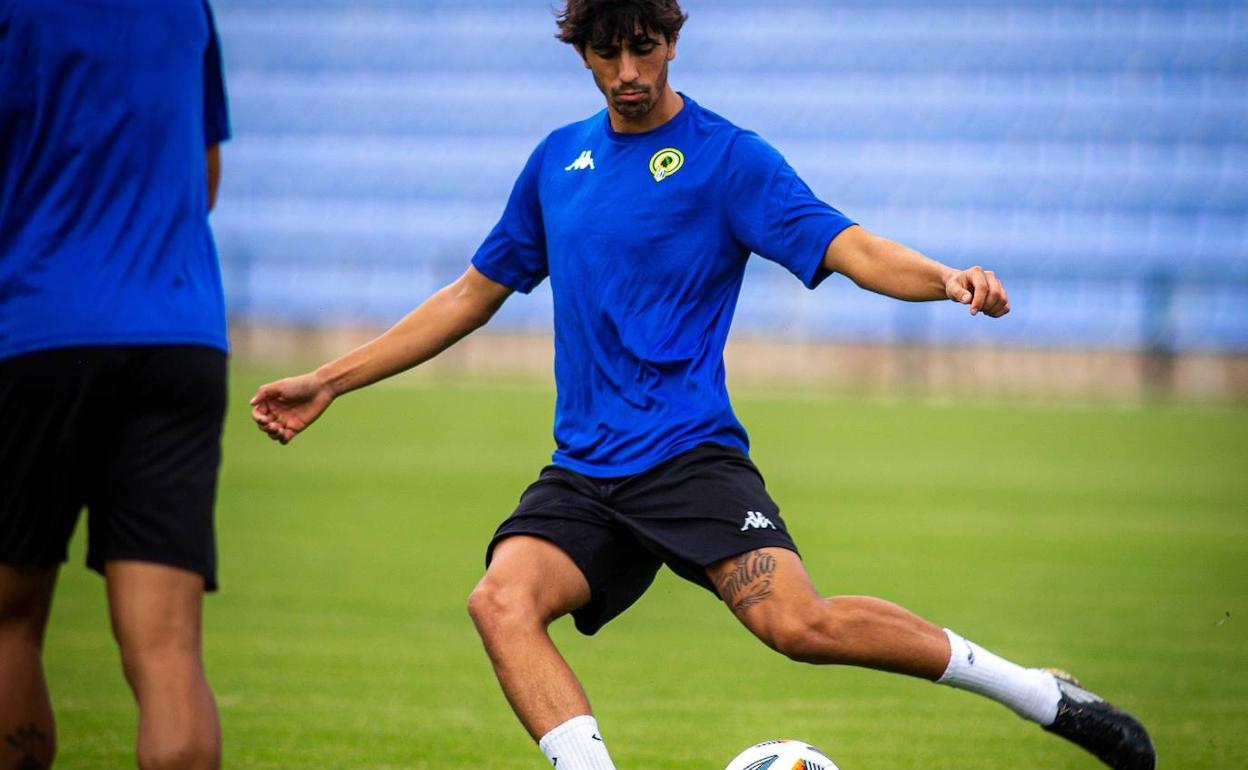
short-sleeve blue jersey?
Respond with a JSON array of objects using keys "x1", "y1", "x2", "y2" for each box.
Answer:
[
  {"x1": 0, "y1": 0, "x2": 231, "y2": 360},
  {"x1": 473, "y1": 96, "x2": 854, "y2": 476}
]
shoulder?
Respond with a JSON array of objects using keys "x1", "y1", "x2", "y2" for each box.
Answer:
[
  {"x1": 687, "y1": 99, "x2": 743, "y2": 135},
  {"x1": 545, "y1": 109, "x2": 609, "y2": 148},
  {"x1": 724, "y1": 131, "x2": 787, "y2": 189},
  {"x1": 684, "y1": 98, "x2": 783, "y2": 169},
  {"x1": 518, "y1": 109, "x2": 607, "y2": 171}
]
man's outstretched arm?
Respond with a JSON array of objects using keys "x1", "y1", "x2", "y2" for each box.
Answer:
[
  {"x1": 250, "y1": 265, "x2": 513, "y2": 444},
  {"x1": 822, "y1": 224, "x2": 1010, "y2": 317}
]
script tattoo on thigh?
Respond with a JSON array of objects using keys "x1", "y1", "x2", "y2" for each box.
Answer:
[
  {"x1": 715, "y1": 551, "x2": 777, "y2": 612},
  {"x1": 4, "y1": 722, "x2": 49, "y2": 770}
]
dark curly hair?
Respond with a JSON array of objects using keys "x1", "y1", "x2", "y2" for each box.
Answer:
[{"x1": 555, "y1": 0, "x2": 688, "y2": 50}]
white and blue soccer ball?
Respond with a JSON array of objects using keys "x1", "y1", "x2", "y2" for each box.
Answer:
[{"x1": 724, "y1": 739, "x2": 841, "y2": 770}]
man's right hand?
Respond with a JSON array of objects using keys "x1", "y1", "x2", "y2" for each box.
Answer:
[{"x1": 250, "y1": 373, "x2": 335, "y2": 444}]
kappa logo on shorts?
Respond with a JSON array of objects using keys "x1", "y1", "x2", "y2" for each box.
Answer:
[{"x1": 740, "y1": 510, "x2": 776, "y2": 531}]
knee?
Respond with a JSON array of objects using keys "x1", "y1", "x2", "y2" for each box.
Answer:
[
  {"x1": 126, "y1": 650, "x2": 219, "y2": 770},
  {"x1": 138, "y1": 730, "x2": 219, "y2": 770},
  {"x1": 466, "y1": 577, "x2": 546, "y2": 638}
]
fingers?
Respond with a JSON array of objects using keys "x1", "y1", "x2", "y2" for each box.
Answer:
[
  {"x1": 964, "y1": 267, "x2": 989, "y2": 315},
  {"x1": 250, "y1": 384, "x2": 299, "y2": 445},
  {"x1": 251, "y1": 403, "x2": 292, "y2": 443},
  {"x1": 981, "y1": 269, "x2": 1010, "y2": 317},
  {"x1": 259, "y1": 419, "x2": 297, "y2": 444},
  {"x1": 949, "y1": 272, "x2": 975, "y2": 306},
  {"x1": 953, "y1": 266, "x2": 1010, "y2": 318}
]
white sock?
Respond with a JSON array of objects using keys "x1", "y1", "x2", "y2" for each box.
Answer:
[
  {"x1": 937, "y1": 628, "x2": 1061, "y2": 725},
  {"x1": 538, "y1": 715, "x2": 615, "y2": 770}
]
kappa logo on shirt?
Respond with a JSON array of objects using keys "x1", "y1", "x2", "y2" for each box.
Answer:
[
  {"x1": 564, "y1": 150, "x2": 595, "y2": 171},
  {"x1": 649, "y1": 147, "x2": 684, "y2": 182}
]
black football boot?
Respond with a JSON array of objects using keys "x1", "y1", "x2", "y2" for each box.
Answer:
[{"x1": 1042, "y1": 668, "x2": 1156, "y2": 770}]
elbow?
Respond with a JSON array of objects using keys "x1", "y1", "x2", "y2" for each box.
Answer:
[
  {"x1": 463, "y1": 304, "x2": 496, "y2": 331},
  {"x1": 442, "y1": 267, "x2": 509, "y2": 333},
  {"x1": 448, "y1": 287, "x2": 501, "y2": 331}
]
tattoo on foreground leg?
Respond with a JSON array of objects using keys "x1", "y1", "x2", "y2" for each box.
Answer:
[
  {"x1": 5, "y1": 723, "x2": 49, "y2": 770},
  {"x1": 715, "y1": 551, "x2": 777, "y2": 612}
]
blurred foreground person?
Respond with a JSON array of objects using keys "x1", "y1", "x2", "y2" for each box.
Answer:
[
  {"x1": 0, "y1": 1, "x2": 231, "y2": 768},
  {"x1": 251, "y1": 1, "x2": 1153, "y2": 768}
]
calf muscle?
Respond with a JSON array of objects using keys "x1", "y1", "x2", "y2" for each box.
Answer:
[{"x1": 708, "y1": 548, "x2": 948, "y2": 678}]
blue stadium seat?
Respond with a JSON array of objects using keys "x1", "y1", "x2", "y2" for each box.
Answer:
[{"x1": 210, "y1": 0, "x2": 1248, "y2": 350}]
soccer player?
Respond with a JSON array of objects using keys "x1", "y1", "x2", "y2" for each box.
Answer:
[
  {"x1": 250, "y1": 1, "x2": 1155, "y2": 768},
  {"x1": 0, "y1": 1, "x2": 231, "y2": 768}
]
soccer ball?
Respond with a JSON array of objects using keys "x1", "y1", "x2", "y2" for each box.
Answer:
[{"x1": 724, "y1": 739, "x2": 840, "y2": 770}]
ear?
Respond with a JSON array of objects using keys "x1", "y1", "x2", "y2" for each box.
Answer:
[
  {"x1": 576, "y1": 44, "x2": 591, "y2": 68},
  {"x1": 666, "y1": 34, "x2": 678, "y2": 61}
]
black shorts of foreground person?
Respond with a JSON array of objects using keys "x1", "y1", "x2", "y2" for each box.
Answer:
[{"x1": 0, "y1": 2, "x2": 232, "y2": 768}]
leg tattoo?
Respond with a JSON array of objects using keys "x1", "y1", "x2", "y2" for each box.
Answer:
[
  {"x1": 714, "y1": 551, "x2": 777, "y2": 612},
  {"x1": 4, "y1": 723, "x2": 49, "y2": 770}
]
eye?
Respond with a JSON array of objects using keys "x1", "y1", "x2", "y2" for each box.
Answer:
[
  {"x1": 629, "y1": 38, "x2": 659, "y2": 55},
  {"x1": 593, "y1": 47, "x2": 620, "y2": 60}
]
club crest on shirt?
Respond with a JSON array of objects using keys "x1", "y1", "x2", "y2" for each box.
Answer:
[{"x1": 649, "y1": 148, "x2": 684, "y2": 182}]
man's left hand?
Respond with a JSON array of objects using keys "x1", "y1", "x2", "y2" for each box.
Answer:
[{"x1": 946, "y1": 266, "x2": 1010, "y2": 317}]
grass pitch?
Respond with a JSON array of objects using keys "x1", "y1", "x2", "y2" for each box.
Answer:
[{"x1": 44, "y1": 369, "x2": 1248, "y2": 769}]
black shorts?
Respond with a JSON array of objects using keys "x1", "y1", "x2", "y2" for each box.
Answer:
[
  {"x1": 486, "y1": 443, "x2": 798, "y2": 635},
  {"x1": 0, "y1": 345, "x2": 226, "y2": 590}
]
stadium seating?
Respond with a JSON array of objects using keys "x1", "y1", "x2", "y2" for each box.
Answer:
[{"x1": 210, "y1": 0, "x2": 1247, "y2": 351}]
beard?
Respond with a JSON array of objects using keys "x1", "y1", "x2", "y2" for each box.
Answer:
[
  {"x1": 599, "y1": 59, "x2": 669, "y2": 122},
  {"x1": 610, "y1": 87, "x2": 656, "y2": 119}
]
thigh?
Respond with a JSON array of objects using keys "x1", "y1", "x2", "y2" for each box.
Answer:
[
  {"x1": 105, "y1": 560, "x2": 205, "y2": 659},
  {"x1": 87, "y1": 347, "x2": 226, "y2": 590},
  {"x1": 483, "y1": 535, "x2": 591, "y2": 620},
  {"x1": 616, "y1": 444, "x2": 799, "y2": 593},
  {"x1": 0, "y1": 347, "x2": 118, "y2": 567},
  {"x1": 487, "y1": 467, "x2": 662, "y2": 636},
  {"x1": 706, "y1": 547, "x2": 835, "y2": 662},
  {"x1": 0, "y1": 563, "x2": 59, "y2": 632},
  {"x1": 706, "y1": 546, "x2": 819, "y2": 619}
]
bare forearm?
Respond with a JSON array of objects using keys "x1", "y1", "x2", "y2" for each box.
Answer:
[
  {"x1": 314, "y1": 274, "x2": 503, "y2": 396},
  {"x1": 827, "y1": 227, "x2": 956, "y2": 301},
  {"x1": 823, "y1": 225, "x2": 1010, "y2": 317},
  {"x1": 857, "y1": 237, "x2": 957, "y2": 301}
]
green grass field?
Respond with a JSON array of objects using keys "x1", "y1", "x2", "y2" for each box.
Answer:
[{"x1": 44, "y1": 370, "x2": 1248, "y2": 769}]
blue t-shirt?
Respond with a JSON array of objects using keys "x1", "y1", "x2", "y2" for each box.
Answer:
[
  {"x1": 473, "y1": 96, "x2": 854, "y2": 476},
  {"x1": 0, "y1": 0, "x2": 231, "y2": 360}
]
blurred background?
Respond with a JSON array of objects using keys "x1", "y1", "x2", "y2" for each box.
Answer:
[{"x1": 209, "y1": 0, "x2": 1247, "y2": 402}]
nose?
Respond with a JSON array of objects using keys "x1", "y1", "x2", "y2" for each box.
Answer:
[{"x1": 618, "y1": 50, "x2": 640, "y2": 83}]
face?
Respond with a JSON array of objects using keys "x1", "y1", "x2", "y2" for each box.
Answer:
[{"x1": 581, "y1": 29, "x2": 678, "y2": 128}]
